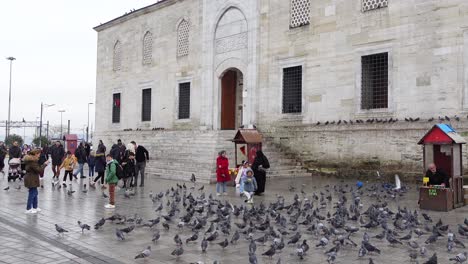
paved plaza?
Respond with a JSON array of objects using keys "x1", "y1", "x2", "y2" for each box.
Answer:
[{"x1": 0, "y1": 165, "x2": 467, "y2": 264}]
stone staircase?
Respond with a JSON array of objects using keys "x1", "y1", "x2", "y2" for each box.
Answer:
[{"x1": 143, "y1": 130, "x2": 312, "y2": 183}]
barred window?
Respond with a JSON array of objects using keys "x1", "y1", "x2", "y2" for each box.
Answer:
[
  {"x1": 362, "y1": 0, "x2": 388, "y2": 12},
  {"x1": 142, "y1": 31, "x2": 153, "y2": 65},
  {"x1": 361, "y1": 52, "x2": 388, "y2": 110},
  {"x1": 112, "y1": 93, "x2": 121, "y2": 123},
  {"x1": 178, "y1": 82, "x2": 190, "y2": 119},
  {"x1": 141, "y1": 88, "x2": 152, "y2": 122},
  {"x1": 113, "y1": 41, "x2": 122, "y2": 71},
  {"x1": 177, "y1": 20, "x2": 190, "y2": 57},
  {"x1": 290, "y1": 0, "x2": 310, "y2": 28},
  {"x1": 282, "y1": 66, "x2": 302, "y2": 114}
]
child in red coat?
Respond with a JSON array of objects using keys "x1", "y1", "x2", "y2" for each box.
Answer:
[{"x1": 216, "y1": 150, "x2": 230, "y2": 196}]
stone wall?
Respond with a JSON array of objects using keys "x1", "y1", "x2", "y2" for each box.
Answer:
[{"x1": 261, "y1": 121, "x2": 468, "y2": 182}]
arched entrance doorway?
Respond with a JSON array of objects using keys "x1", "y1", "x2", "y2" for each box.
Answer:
[{"x1": 220, "y1": 68, "x2": 243, "y2": 130}]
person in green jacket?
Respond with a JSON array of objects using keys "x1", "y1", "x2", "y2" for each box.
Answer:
[{"x1": 105, "y1": 154, "x2": 119, "y2": 209}]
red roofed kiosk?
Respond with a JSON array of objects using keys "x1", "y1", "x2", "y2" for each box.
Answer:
[
  {"x1": 418, "y1": 124, "x2": 465, "y2": 211},
  {"x1": 232, "y1": 129, "x2": 263, "y2": 167},
  {"x1": 63, "y1": 134, "x2": 78, "y2": 155}
]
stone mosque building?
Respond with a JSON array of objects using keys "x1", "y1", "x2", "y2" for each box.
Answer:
[{"x1": 94, "y1": 0, "x2": 468, "y2": 182}]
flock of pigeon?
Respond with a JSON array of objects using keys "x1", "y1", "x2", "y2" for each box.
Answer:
[
  {"x1": 50, "y1": 174, "x2": 468, "y2": 263},
  {"x1": 315, "y1": 115, "x2": 467, "y2": 126}
]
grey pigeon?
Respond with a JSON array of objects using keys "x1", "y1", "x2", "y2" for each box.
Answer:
[
  {"x1": 230, "y1": 230, "x2": 240, "y2": 244},
  {"x1": 77, "y1": 221, "x2": 90, "y2": 233},
  {"x1": 249, "y1": 239, "x2": 257, "y2": 253},
  {"x1": 262, "y1": 245, "x2": 276, "y2": 258},
  {"x1": 55, "y1": 224, "x2": 68, "y2": 235},
  {"x1": 3, "y1": 186, "x2": 9, "y2": 191},
  {"x1": 171, "y1": 245, "x2": 184, "y2": 257},
  {"x1": 116, "y1": 228, "x2": 125, "y2": 241},
  {"x1": 152, "y1": 231, "x2": 160, "y2": 242},
  {"x1": 186, "y1": 232, "x2": 199, "y2": 244},
  {"x1": 120, "y1": 225, "x2": 135, "y2": 234},
  {"x1": 94, "y1": 218, "x2": 106, "y2": 230},
  {"x1": 423, "y1": 253, "x2": 437, "y2": 264},
  {"x1": 134, "y1": 246, "x2": 151, "y2": 259},
  {"x1": 201, "y1": 237, "x2": 208, "y2": 253},
  {"x1": 449, "y1": 252, "x2": 467, "y2": 263},
  {"x1": 217, "y1": 238, "x2": 229, "y2": 249},
  {"x1": 248, "y1": 251, "x2": 257, "y2": 264},
  {"x1": 102, "y1": 192, "x2": 108, "y2": 198}
]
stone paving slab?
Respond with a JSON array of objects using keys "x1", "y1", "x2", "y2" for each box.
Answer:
[{"x1": 0, "y1": 165, "x2": 467, "y2": 263}]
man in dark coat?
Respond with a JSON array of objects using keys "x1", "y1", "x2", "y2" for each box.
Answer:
[
  {"x1": 0, "y1": 142, "x2": 7, "y2": 174},
  {"x1": 8, "y1": 141, "x2": 22, "y2": 161},
  {"x1": 73, "y1": 142, "x2": 87, "y2": 179},
  {"x1": 425, "y1": 163, "x2": 449, "y2": 187},
  {"x1": 252, "y1": 150, "x2": 270, "y2": 196},
  {"x1": 49, "y1": 141, "x2": 65, "y2": 179},
  {"x1": 131, "y1": 141, "x2": 149, "y2": 187}
]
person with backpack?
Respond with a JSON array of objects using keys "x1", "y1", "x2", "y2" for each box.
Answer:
[
  {"x1": 121, "y1": 152, "x2": 136, "y2": 189},
  {"x1": 105, "y1": 154, "x2": 119, "y2": 209},
  {"x1": 73, "y1": 142, "x2": 87, "y2": 179}
]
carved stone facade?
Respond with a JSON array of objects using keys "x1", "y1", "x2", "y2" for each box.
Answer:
[{"x1": 94, "y1": 0, "x2": 468, "y2": 174}]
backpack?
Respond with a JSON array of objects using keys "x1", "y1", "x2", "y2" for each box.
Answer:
[{"x1": 108, "y1": 160, "x2": 124, "y2": 179}]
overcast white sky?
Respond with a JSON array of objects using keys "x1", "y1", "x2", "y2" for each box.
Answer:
[{"x1": 0, "y1": 0, "x2": 157, "y2": 142}]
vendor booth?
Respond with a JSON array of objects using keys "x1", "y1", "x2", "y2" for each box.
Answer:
[
  {"x1": 418, "y1": 124, "x2": 465, "y2": 211},
  {"x1": 231, "y1": 129, "x2": 263, "y2": 167}
]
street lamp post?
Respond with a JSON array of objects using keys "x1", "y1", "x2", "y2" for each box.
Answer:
[
  {"x1": 87, "y1": 103, "x2": 93, "y2": 143},
  {"x1": 39, "y1": 103, "x2": 55, "y2": 147},
  {"x1": 58, "y1": 110, "x2": 65, "y2": 139},
  {"x1": 5, "y1": 57, "x2": 16, "y2": 140}
]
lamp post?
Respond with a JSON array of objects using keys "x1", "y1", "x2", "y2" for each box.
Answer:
[
  {"x1": 87, "y1": 102, "x2": 93, "y2": 143},
  {"x1": 58, "y1": 110, "x2": 65, "y2": 139},
  {"x1": 5, "y1": 57, "x2": 16, "y2": 140},
  {"x1": 39, "y1": 103, "x2": 55, "y2": 147}
]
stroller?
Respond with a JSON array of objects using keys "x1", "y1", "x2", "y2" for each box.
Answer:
[{"x1": 8, "y1": 158, "x2": 24, "y2": 182}]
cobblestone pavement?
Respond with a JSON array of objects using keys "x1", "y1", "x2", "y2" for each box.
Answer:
[{"x1": 0, "y1": 164, "x2": 467, "y2": 264}]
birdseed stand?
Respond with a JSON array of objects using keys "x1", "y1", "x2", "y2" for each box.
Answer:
[
  {"x1": 231, "y1": 129, "x2": 263, "y2": 167},
  {"x1": 418, "y1": 124, "x2": 466, "y2": 211}
]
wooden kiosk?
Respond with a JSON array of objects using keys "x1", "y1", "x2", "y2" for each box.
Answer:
[
  {"x1": 418, "y1": 124, "x2": 465, "y2": 211},
  {"x1": 232, "y1": 129, "x2": 263, "y2": 167}
]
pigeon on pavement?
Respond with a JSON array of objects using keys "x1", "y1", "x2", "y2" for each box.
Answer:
[{"x1": 134, "y1": 246, "x2": 151, "y2": 259}]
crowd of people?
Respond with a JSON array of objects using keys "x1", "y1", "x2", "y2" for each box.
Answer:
[
  {"x1": 0, "y1": 139, "x2": 149, "y2": 213},
  {"x1": 1, "y1": 139, "x2": 271, "y2": 214}
]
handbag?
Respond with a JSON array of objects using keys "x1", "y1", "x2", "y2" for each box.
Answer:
[{"x1": 117, "y1": 179, "x2": 124, "y2": 188}]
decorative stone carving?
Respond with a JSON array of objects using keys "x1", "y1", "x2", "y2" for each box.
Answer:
[{"x1": 215, "y1": 32, "x2": 247, "y2": 54}]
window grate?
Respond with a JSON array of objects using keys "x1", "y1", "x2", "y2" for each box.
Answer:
[
  {"x1": 112, "y1": 93, "x2": 121, "y2": 123},
  {"x1": 362, "y1": 0, "x2": 388, "y2": 12},
  {"x1": 178, "y1": 82, "x2": 190, "y2": 119},
  {"x1": 113, "y1": 41, "x2": 122, "y2": 71},
  {"x1": 142, "y1": 32, "x2": 153, "y2": 65},
  {"x1": 290, "y1": 0, "x2": 310, "y2": 28},
  {"x1": 177, "y1": 20, "x2": 190, "y2": 57},
  {"x1": 361, "y1": 52, "x2": 388, "y2": 110},
  {"x1": 282, "y1": 66, "x2": 302, "y2": 114},
  {"x1": 141, "y1": 88, "x2": 152, "y2": 121}
]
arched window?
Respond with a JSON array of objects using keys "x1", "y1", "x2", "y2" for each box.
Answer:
[
  {"x1": 142, "y1": 31, "x2": 153, "y2": 65},
  {"x1": 177, "y1": 19, "x2": 190, "y2": 57},
  {"x1": 113, "y1": 41, "x2": 122, "y2": 71}
]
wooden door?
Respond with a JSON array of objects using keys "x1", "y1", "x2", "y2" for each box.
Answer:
[
  {"x1": 433, "y1": 145, "x2": 452, "y2": 178},
  {"x1": 221, "y1": 70, "x2": 237, "y2": 130}
]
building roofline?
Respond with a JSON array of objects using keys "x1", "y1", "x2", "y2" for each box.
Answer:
[{"x1": 93, "y1": 0, "x2": 177, "y2": 32}]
